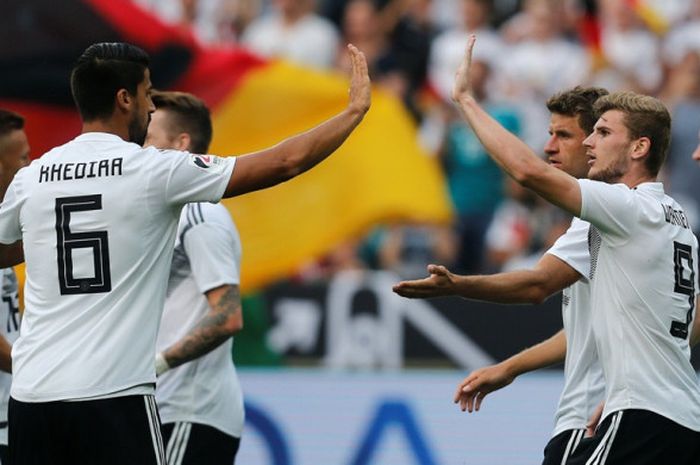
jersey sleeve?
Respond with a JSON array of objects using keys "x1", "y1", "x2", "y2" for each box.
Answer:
[
  {"x1": 578, "y1": 179, "x2": 637, "y2": 243},
  {"x1": 181, "y1": 205, "x2": 241, "y2": 294},
  {"x1": 0, "y1": 177, "x2": 24, "y2": 243},
  {"x1": 545, "y1": 217, "x2": 590, "y2": 280},
  {"x1": 155, "y1": 150, "x2": 236, "y2": 206}
]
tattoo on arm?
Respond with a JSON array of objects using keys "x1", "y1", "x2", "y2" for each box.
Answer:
[{"x1": 163, "y1": 284, "x2": 242, "y2": 369}]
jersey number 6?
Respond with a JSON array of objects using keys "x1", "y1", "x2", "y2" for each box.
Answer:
[{"x1": 55, "y1": 195, "x2": 112, "y2": 295}]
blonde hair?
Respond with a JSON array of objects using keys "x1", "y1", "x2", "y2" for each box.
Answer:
[{"x1": 593, "y1": 92, "x2": 671, "y2": 176}]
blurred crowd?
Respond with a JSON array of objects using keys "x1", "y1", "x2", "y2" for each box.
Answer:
[{"x1": 136, "y1": 0, "x2": 700, "y2": 280}]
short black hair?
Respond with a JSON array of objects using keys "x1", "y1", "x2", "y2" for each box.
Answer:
[
  {"x1": 70, "y1": 42, "x2": 150, "y2": 122},
  {"x1": 0, "y1": 109, "x2": 24, "y2": 138},
  {"x1": 546, "y1": 86, "x2": 609, "y2": 134},
  {"x1": 151, "y1": 91, "x2": 213, "y2": 153}
]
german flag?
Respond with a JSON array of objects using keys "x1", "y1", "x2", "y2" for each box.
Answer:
[
  {"x1": 1, "y1": 0, "x2": 452, "y2": 292},
  {"x1": 625, "y1": 0, "x2": 668, "y2": 36}
]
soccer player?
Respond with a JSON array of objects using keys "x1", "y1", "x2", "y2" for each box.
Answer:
[
  {"x1": 454, "y1": 35, "x2": 700, "y2": 464},
  {"x1": 0, "y1": 41, "x2": 370, "y2": 465},
  {"x1": 394, "y1": 86, "x2": 608, "y2": 465},
  {"x1": 0, "y1": 109, "x2": 29, "y2": 464},
  {"x1": 144, "y1": 90, "x2": 245, "y2": 465}
]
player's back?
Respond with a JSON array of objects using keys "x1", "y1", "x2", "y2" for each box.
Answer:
[
  {"x1": 2, "y1": 132, "x2": 234, "y2": 402},
  {"x1": 156, "y1": 202, "x2": 244, "y2": 438}
]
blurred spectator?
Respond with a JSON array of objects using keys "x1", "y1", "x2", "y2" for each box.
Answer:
[
  {"x1": 335, "y1": 0, "x2": 413, "y2": 103},
  {"x1": 594, "y1": 0, "x2": 663, "y2": 94},
  {"x1": 500, "y1": 208, "x2": 572, "y2": 271},
  {"x1": 296, "y1": 240, "x2": 367, "y2": 283},
  {"x1": 135, "y1": 0, "x2": 258, "y2": 44},
  {"x1": 663, "y1": 0, "x2": 700, "y2": 67},
  {"x1": 336, "y1": 0, "x2": 394, "y2": 79},
  {"x1": 216, "y1": 0, "x2": 263, "y2": 43},
  {"x1": 382, "y1": 0, "x2": 438, "y2": 119},
  {"x1": 241, "y1": 0, "x2": 340, "y2": 68},
  {"x1": 428, "y1": 0, "x2": 503, "y2": 103},
  {"x1": 484, "y1": 178, "x2": 559, "y2": 272},
  {"x1": 377, "y1": 223, "x2": 457, "y2": 279},
  {"x1": 496, "y1": 0, "x2": 589, "y2": 150},
  {"x1": 662, "y1": 50, "x2": 700, "y2": 231}
]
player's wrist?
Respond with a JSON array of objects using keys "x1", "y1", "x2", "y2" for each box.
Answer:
[
  {"x1": 499, "y1": 358, "x2": 522, "y2": 380},
  {"x1": 155, "y1": 352, "x2": 170, "y2": 376}
]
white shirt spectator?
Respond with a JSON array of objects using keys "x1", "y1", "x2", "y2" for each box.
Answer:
[
  {"x1": 601, "y1": 26, "x2": 663, "y2": 91},
  {"x1": 428, "y1": 27, "x2": 503, "y2": 102},
  {"x1": 242, "y1": 12, "x2": 339, "y2": 69},
  {"x1": 663, "y1": 20, "x2": 700, "y2": 65},
  {"x1": 496, "y1": 38, "x2": 589, "y2": 150}
]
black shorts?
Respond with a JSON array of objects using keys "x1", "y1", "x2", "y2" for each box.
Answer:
[
  {"x1": 543, "y1": 429, "x2": 586, "y2": 465},
  {"x1": 9, "y1": 394, "x2": 166, "y2": 465},
  {"x1": 0, "y1": 443, "x2": 7, "y2": 465},
  {"x1": 565, "y1": 409, "x2": 700, "y2": 465},
  {"x1": 161, "y1": 422, "x2": 240, "y2": 465}
]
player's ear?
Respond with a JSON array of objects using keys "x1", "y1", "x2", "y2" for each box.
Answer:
[
  {"x1": 115, "y1": 88, "x2": 132, "y2": 113},
  {"x1": 174, "y1": 133, "x2": 192, "y2": 152},
  {"x1": 631, "y1": 137, "x2": 651, "y2": 160}
]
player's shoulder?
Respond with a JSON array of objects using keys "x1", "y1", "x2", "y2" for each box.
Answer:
[
  {"x1": 134, "y1": 146, "x2": 187, "y2": 165},
  {"x1": 580, "y1": 179, "x2": 636, "y2": 200}
]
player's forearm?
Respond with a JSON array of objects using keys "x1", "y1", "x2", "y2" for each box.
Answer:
[
  {"x1": 0, "y1": 336, "x2": 12, "y2": 373},
  {"x1": 224, "y1": 106, "x2": 367, "y2": 198},
  {"x1": 456, "y1": 96, "x2": 545, "y2": 187},
  {"x1": 501, "y1": 330, "x2": 567, "y2": 378},
  {"x1": 161, "y1": 285, "x2": 242, "y2": 371},
  {"x1": 278, "y1": 106, "x2": 367, "y2": 177},
  {"x1": 453, "y1": 271, "x2": 552, "y2": 304},
  {"x1": 456, "y1": 97, "x2": 582, "y2": 216}
]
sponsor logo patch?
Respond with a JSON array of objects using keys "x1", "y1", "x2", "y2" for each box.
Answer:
[{"x1": 189, "y1": 154, "x2": 219, "y2": 169}]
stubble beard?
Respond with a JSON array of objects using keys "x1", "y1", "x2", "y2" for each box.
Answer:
[
  {"x1": 128, "y1": 112, "x2": 150, "y2": 146},
  {"x1": 588, "y1": 160, "x2": 626, "y2": 184}
]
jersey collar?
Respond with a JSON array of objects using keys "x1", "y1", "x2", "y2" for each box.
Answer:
[{"x1": 74, "y1": 132, "x2": 129, "y2": 143}]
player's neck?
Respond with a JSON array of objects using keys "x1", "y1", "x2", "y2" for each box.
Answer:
[
  {"x1": 81, "y1": 119, "x2": 129, "y2": 142},
  {"x1": 621, "y1": 170, "x2": 656, "y2": 189},
  {"x1": 0, "y1": 177, "x2": 10, "y2": 202}
]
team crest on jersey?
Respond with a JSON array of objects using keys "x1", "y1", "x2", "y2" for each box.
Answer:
[{"x1": 190, "y1": 154, "x2": 219, "y2": 169}]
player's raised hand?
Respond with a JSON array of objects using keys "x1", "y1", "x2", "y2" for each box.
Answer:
[
  {"x1": 346, "y1": 44, "x2": 371, "y2": 115},
  {"x1": 451, "y1": 34, "x2": 476, "y2": 106},
  {"x1": 392, "y1": 264, "x2": 456, "y2": 298},
  {"x1": 453, "y1": 363, "x2": 515, "y2": 413}
]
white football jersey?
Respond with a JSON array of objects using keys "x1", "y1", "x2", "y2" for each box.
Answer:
[
  {"x1": 0, "y1": 132, "x2": 235, "y2": 402},
  {"x1": 156, "y1": 202, "x2": 244, "y2": 437},
  {"x1": 545, "y1": 217, "x2": 605, "y2": 436},
  {"x1": 0, "y1": 267, "x2": 20, "y2": 444},
  {"x1": 579, "y1": 180, "x2": 700, "y2": 430}
]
